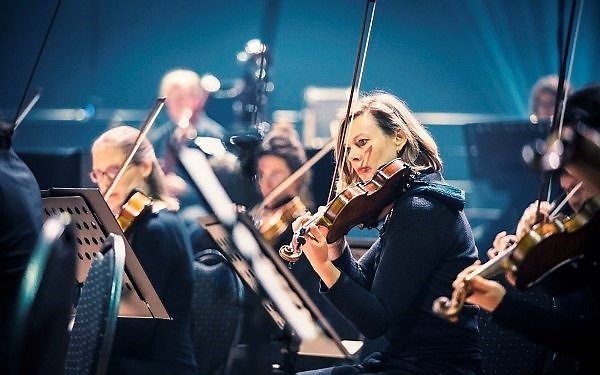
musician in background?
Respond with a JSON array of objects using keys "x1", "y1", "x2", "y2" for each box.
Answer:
[
  {"x1": 150, "y1": 69, "x2": 258, "y2": 230},
  {"x1": 90, "y1": 125, "x2": 197, "y2": 375},
  {"x1": 454, "y1": 85, "x2": 600, "y2": 375},
  {"x1": 296, "y1": 92, "x2": 482, "y2": 374},
  {"x1": 0, "y1": 121, "x2": 43, "y2": 371},
  {"x1": 529, "y1": 74, "x2": 572, "y2": 124},
  {"x1": 151, "y1": 69, "x2": 225, "y2": 158},
  {"x1": 253, "y1": 123, "x2": 312, "y2": 249}
]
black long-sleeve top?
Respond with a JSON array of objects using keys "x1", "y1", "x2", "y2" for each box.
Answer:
[
  {"x1": 492, "y1": 264, "x2": 600, "y2": 374},
  {"x1": 0, "y1": 148, "x2": 42, "y2": 366},
  {"x1": 107, "y1": 209, "x2": 198, "y2": 375},
  {"x1": 321, "y1": 172, "x2": 481, "y2": 364}
]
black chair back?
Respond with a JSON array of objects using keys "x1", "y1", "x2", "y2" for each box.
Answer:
[
  {"x1": 65, "y1": 234, "x2": 125, "y2": 375},
  {"x1": 191, "y1": 249, "x2": 245, "y2": 375},
  {"x1": 6, "y1": 214, "x2": 76, "y2": 375}
]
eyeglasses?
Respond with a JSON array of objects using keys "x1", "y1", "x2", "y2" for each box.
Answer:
[{"x1": 89, "y1": 164, "x2": 129, "y2": 184}]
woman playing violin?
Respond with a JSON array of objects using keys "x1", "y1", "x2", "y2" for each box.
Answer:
[
  {"x1": 296, "y1": 92, "x2": 482, "y2": 375},
  {"x1": 90, "y1": 125, "x2": 197, "y2": 375},
  {"x1": 453, "y1": 85, "x2": 600, "y2": 375},
  {"x1": 254, "y1": 123, "x2": 313, "y2": 249}
]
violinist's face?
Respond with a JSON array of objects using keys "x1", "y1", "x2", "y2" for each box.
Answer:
[
  {"x1": 347, "y1": 113, "x2": 405, "y2": 182},
  {"x1": 91, "y1": 144, "x2": 151, "y2": 214},
  {"x1": 165, "y1": 85, "x2": 206, "y2": 125},
  {"x1": 560, "y1": 167, "x2": 600, "y2": 212},
  {"x1": 257, "y1": 155, "x2": 299, "y2": 201},
  {"x1": 534, "y1": 92, "x2": 556, "y2": 121}
]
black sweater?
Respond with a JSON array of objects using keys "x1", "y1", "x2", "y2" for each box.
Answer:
[
  {"x1": 492, "y1": 265, "x2": 600, "y2": 374},
  {"x1": 0, "y1": 148, "x2": 42, "y2": 365},
  {"x1": 322, "y1": 172, "x2": 481, "y2": 364},
  {"x1": 107, "y1": 210, "x2": 198, "y2": 375}
]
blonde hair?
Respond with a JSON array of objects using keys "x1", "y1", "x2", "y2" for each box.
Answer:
[
  {"x1": 159, "y1": 69, "x2": 204, "y2": 98},
  {"x1": 529, "y1": 74, "x2": 572, "y2": 116},
  {"x1": 335, "y1": 91, "x2": 442, "y2": 192},
  {"x1": 92, "y1": 125, "x2": 179, "y2": 211}
]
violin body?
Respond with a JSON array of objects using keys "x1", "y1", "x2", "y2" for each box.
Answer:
[
  {"x1": 512, "y1": 194, "x2": 600, "y2": 289},
  {"x1": 116, "y1": 190, "x2": 154, "y2": 233},
  {"x1": 258, "y1": 196, "x2": 307, "y2": 246},
  {"x1": 279, "y1": 159, "x2": 415, "y2": 263},
  {"x1": 316, "y1": 158, "x2": 415, "y2": 243}
]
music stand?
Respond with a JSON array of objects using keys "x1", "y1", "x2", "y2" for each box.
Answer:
[
  {"x1": 463, "y1": 119, "x2": 550, "y2": 187},
  {"x1": 177, "y1": 147, "x2": 355, "y2": 371},
  {"x1": 41, "y1": 187, "x2": 170, "y2": 319}
]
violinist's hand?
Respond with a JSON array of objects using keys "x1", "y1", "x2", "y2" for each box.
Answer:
[
  {"x1": 452, "y1": 260, "x2": 481, "y2": 291},
  {"x1": 486, "y1": 231, "x2": 517, "y2": 259},
  {"x1": 515, "y1": 200, "x2": 552, "y2": 240},
  {"x1": 164, "y1": 173, "x2": 187, "y2": 198},
  {"x1": 464, "y1": 276, "x2": 506, "y2": 313},
  {"x1": 452, "y1": 260, "x2": 506, "y2": 313},
  {"x1": 291, "y1": 207, "x2": 346, "y2": 261},
  {"x1": 297, "y1": 224, "x2": 341, "y2": 288}
]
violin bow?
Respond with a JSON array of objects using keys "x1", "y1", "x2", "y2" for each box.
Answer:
[
  {"x1": 534, "y1": 0, "x2": 584, "y2": 222},
  {"x1": 328, "y1": 0, "x2": 377, "y2": 202},
  {"x1": 103, "y1": 98, "x2": 166, "y2": 200},
  {"x1": 256, "y1": 0, "x2": 377, "y2": 214},
  {"x1": 10, "y1": 0, "x2": 62, "y2": 135}
]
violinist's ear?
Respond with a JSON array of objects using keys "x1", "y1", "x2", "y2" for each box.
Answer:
[
  {"x1": 394, "y1": 132, "x2": 407, "y2": 152},
  {"x1": 140, "y1": 159, "x2": 153, "y2": 178}
]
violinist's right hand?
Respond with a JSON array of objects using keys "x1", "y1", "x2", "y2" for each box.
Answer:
[{"x1": 515, "y1": 200, "x2": 552, "y2": 240}]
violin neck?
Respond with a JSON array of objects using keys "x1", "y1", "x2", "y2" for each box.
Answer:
[{"x1": 465, "y1": 246, "x2": 515, "y2": 282}]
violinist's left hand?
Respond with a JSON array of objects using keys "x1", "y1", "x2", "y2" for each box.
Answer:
[
  {"x1": 291, "y1": 207, "x2": 346, "y2": 261},
  {"x1": 452, "y1": 260, "x2": 506, "y2": 312},
  {"x1": 295, "y1": 224, "x2": 341, "y2": 288}
]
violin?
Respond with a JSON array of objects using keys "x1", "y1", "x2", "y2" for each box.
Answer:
[
  {"x1": 432, "y1": 193, "x2": 600, "y2": 322},
  {"x1": 116, "y1": 190, "x2": 154, "y2": 233},
  {"x1": 256, "y1": 196, "x2": 307, "y2": 247},
  {"x1": 279, "y1": 158, "x2": 416, "y2": 263},
  {"x1": 279, "y1": 0, "x2": 380, "y2": 263}
]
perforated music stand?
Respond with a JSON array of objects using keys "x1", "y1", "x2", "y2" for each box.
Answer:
[
  {"x1": 41, "y1": 187, "x2": 170, "y2": 319},
  {"x1": 199, "y1": 214, "x2": 354, "y2": 359},
  {"x1": 177, "y1": 147, "x2": 354, "y2": 365}
]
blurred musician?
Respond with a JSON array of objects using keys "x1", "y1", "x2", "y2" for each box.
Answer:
[
  {"x1": 149, "y1": 69, "x2": 258, "y2": 230},
  {"x1": 453, "y1": 85, "x2": 600, "y2": 375},
  {"x1": 90, "y1": 125, "x2": 197, "y2": 375}
]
